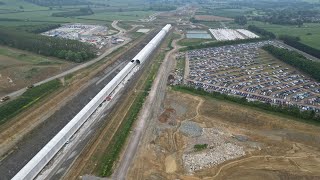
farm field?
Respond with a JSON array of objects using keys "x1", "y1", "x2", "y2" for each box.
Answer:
[
  {"x1": 178, "y1": 38, "x2": 215, "y2": 47},
  {"x1": 194, "y1": 15, "x2": 233, "y2": 22},
  {"x1": 250, "y1": 21, "x2": 320, "y2": 49},
  {"x1": 128, "y1": 90, "x2": 320, "y2": 179},
  {"x1": 0, "y1": 46, "x2": 73, "y2": 96},
  {"x1": 198, "y1": 8, "x2": 254, "y2": 18},
  {"x1": 199, "y1": 21, "x2": 245, "y2": 29},
  {"x1": 78, "y1": 11, "x2": 155, "y2": 21},
  {"x1": 0, "y1": 0, "x2": 156, "y2": 26}
]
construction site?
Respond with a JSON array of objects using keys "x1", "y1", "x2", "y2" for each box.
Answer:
[
  {"x1": 0, "y1": 23, "x2": 165, "y2": 179},
  {"x1": 42, "y1": 23, "x2": 124, "y2": 50},
  {"x1": 1, "y1": 3, "x2": 320, "y2": 180},
  {"x1": 128, "y1": 83, "x2": 320, "y2": 180}
]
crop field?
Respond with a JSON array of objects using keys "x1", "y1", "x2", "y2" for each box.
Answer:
[
  {"x1": 78, "y1": 11, "x2": 155, "y2": 21},
  {"x1": 194, "y1": 15, "x2": 233, "y2": 22},
  {"x1": 250, "y1": 21, "x2": 320, "y2": 49},
  {"x1": 0, "y1": 0, "x2": 155, "y2": 26},
  {"x1": 0, "y1": 46, "x2": 72, "y2": 96},
  {"x1": 199, "y1": 8, "x2": 252, "y2": 18},
  {"x1": 199, "y1": 21, "x2": 245, "y2": 29},
  {"x1": 178, "y1": 38, "x2": 215, "y2": 47}
]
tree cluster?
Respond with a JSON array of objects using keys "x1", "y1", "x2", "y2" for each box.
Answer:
[
  {"x1": 0, "y1": 27, "x2": 96, "y2": 62},
  {"x1": 234, "y1": 16, "x2": 247, "y2": 25},
  {"x1": 248, "y1": 25, "x2": 276, "y2": 39},
  {"x1": 52, "y1": 7, "x2": 94, "y2": 17},
  {"x1": 263, "y1": 45, "x2": 320, "y2": 81},
  {"x1": 15, "y1": 24, "x2": 61, "y2": 33},
  {"x1": 279, "y1": 35, "x2": 320, "y2": 59},
  {"x1": 253, "y1": 8, "x2": 320, "y2": 25},
  {"x1": 180, "y1": 37, "x2": 266, "y2": 52},
  {"x1": 149, "y1": 4, "x2": 176, "y2": 11}
]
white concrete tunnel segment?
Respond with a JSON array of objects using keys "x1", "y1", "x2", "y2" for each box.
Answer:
[{"x1": 12, "y1": 24, "x2": 171, "y2": 180}]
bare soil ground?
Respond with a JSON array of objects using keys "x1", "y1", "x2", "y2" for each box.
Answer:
[
  {"x1": 0, "y1": 31, "x2": 156, "y2": 179},
  {"x1": 63, "y1": 31, "x2": 166, "y2": 180},
  {"x1": 128, "y1": 90, "x2": 320, "y2": 179},
  {"x1": 194, "y1": 15, "x2": 233, "y2": 22}
]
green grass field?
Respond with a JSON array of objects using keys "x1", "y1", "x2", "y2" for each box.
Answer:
[
  {"x1": 197, "y1": 20, "x2": 245, "y2": 29},
  {"x1": 178, "y1": 38, "x2": 215, "y2": 47},
  {"x1": 0, "y1": 79, "x2": 61, "y2": 124},
  {"x1": 0, "y1": 0, "x2": 155, "y2": 26},
  {"x1": 0, "y1": 46, "x2": 62, "y2": 64},
  {"x1": 78, "y1": 11, "x2": 154, "y2": 21},
  {"x1": 250, "y1": 21, "x2": 320, "y2": 49}
]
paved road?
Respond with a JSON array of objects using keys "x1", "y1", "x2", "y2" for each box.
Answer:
[
  {"x1": 113, "y1": 30, "x2": 183, "y2": 180},
  {"x1": 112, "y1": 20, "x2": 126, "y2": 34},
  {"x1": 4, "y1": 21, "x2": 131, "y2": 100}
]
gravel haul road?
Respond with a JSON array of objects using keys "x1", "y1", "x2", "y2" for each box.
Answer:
[{"x1": 0, "y1": 31, "x2": 156, "y2": 180}]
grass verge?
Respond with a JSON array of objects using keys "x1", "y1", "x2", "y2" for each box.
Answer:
[
  {"x1": 194, "y1": 144, "x2": 208, "y2": 151},
  {"x1": 97, "y1": 31, "x2": 177, "y2": 177},
  {"x1": 0, "y1": 80, "x2": 61, "y2": 124},
  {"x1": 98, "y1": 51, "x2": 165, "y2": 177}
]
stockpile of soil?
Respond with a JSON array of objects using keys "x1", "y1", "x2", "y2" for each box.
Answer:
[{"x1": 158, "y1": 108, "x2": 176, "y2": 125}]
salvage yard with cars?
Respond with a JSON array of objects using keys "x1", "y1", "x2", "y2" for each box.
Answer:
[{"x1": 185, "y1": 41, "x2": 320, "y2": 112}]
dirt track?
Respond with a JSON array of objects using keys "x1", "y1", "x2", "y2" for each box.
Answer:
[
  {"x1": 0, "y1": 31, "x2": 157, "y2": 180},
  {"x1": 128, "y1": 90, "x2": 320, "y2": 179},
  {"x1": 115, "y1": 31, "x2": 184, "y2": 180},
  {"x1": 63, "y1": 28, "x2": 169, "y2": 180},
  {"x1": 126, "y1": 32, "x2": 320, "y2": 179}
]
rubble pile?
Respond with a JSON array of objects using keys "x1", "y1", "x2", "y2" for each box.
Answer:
[{"x1": 182, "y1": 128, "x2": 245, "y2": 172}]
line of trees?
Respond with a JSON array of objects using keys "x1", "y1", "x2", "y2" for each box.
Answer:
[
  {"x1": 0, "y1": 27, "x2": 96, "y2": 62},
  {"x1": 279, "y1": 35, "x2": 320, "y2": 59},
  {"x1": 180, "y1": 37, "x2": 267, "y2": 52},
  {"x1": 248, "y1": 25, "x2": 276, "y2": 39},
  {"x1": 24, "y1": 0, "x2": 90, "y2": 6},
  {"x1": 149, "y1": 4, "x2": 176, "y2": 11},
  {"x1": 172, "y1": 86, "x2": 320, "y2": 123},
  {"x1": 262, "y1": 45, "x2": 320, "y2": 81},
  {"x1": 251, "y1": 8, "x2": 320, "y2": 25},
  {"x1": 52, "y1": 7, "x2": 94, "y2": 17},
  {"x1": 15, "y1": 24, "x2": 61, "y2": 33},
  {"x1": 234, "y1": 16, "x2": 247, "y2": 25}
]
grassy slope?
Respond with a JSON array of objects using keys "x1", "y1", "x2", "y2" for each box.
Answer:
[
  {"x1": 0, "y1": 46, "x2": 63, "y2": 64},
  {"x1": 0, "y1": 79, "x2": 61, "y2": 124}
]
